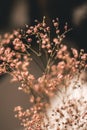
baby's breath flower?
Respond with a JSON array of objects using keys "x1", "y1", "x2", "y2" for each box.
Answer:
[{"x1": 0, "y1": 18, "x2": 87, "y2": 130}]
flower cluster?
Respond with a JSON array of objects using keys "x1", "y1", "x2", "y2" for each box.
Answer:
[
  {"x1": 0, "y1": 17, "x2": 87, "y2": 130},
  {"x1": 46, "y1": 97, "x2": 87, "y2": 130}
]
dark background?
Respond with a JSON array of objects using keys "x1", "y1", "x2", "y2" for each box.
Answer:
[
  {"x1": 0, "y1": 0, "x2": 87, "y2": 48},
  {"x1": 0, "y1": 0, "x2": 87, "y2": 130}
]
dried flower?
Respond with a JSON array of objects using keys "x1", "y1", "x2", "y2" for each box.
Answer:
[{"x1": 0, "y1": 18, "x2": 87, "y2": 130}]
